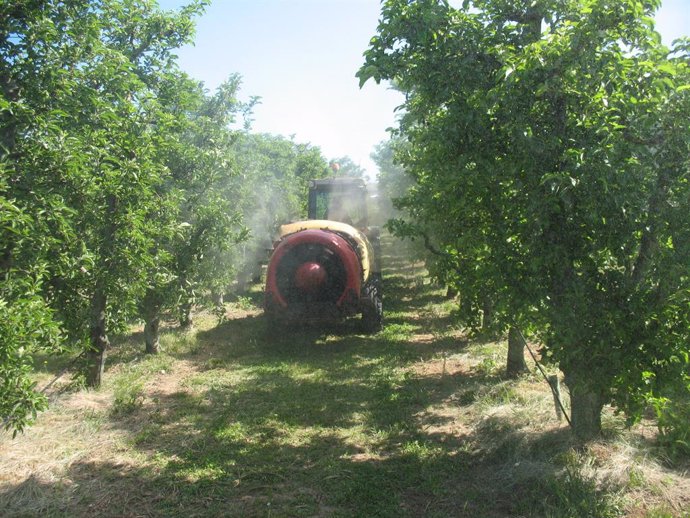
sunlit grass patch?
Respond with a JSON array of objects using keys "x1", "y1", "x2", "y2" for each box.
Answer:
[
  {"x1": 106, "y1": 353, "x2": 175, "y2": 416},
  {"x1": 400, "y1": 439, "x2": 445, "y2": 460},
  {"x1": 539, "y1": 455, "x2": 626, "y2": 518},
  {"x1": 5, "y1": 236, "x2": 690, "y2": 517},
  {"x1": 379, "y1": 321, "x2": 417, "y2": 341}
]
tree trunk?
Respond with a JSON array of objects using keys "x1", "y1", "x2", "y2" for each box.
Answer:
[
  {"x1": 86, "y1": 288, "x2": 109, "y2": 387},
  {"x1": 565, "y1": 372, "x2": 604, "y2": 440},
  {"x1": 141, "y1": 289, "x2": 162, "y2": 354},
  {"x1": 211, "y1": 290, "x2": 224, "y2": 307},
  {"x1": 85, "y1": 194, "x2": 118, "y2": 387},
  {"x1": 506, "y1": 327, "x2": 529, "y2": 378},
  {"x1": 144, "y1": 315, "x2": 160, "y2": 354},
  {"x1": 481, "y1": 297, "x2": 494, "y2": 331},
  {"x1": 179, "y1": 300, "x2": 193, "y2": 329},
  {"x1": 178, "y1": 274, "x2": 194, "y2": 329}
]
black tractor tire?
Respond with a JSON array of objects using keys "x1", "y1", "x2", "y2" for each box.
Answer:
[{"x1": 360, "y1": 278, "x2": 383, "y2": 333}]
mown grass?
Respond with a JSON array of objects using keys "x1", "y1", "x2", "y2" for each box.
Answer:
[{"x1": 1, "y1": 238, "x2": 689, "y2": 517}]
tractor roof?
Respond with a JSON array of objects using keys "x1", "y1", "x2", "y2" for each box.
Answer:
[{"x1": 310, "y1": 177, "x2": 366, "y2": 190}]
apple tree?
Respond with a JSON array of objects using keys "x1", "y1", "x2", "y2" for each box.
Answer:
[
  {"x1": 359, "y1": 0, "x2": 690, "y2": 439},
  {"x1": 0, "y1": 0, "x2": 211, "y2": 391}
]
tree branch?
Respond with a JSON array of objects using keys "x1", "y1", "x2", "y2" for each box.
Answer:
[{"x1": 420, "y1": 231, "x2": 448, "y2": 259}]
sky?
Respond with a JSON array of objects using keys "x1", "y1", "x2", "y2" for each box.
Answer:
[{"x1": 159, "y1": 0, "x2": 690, "y2": 180}]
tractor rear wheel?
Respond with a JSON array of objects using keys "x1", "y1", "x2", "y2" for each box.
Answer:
[{"x1": 361, "y1": 277, "x2": 383, "y2": 333}]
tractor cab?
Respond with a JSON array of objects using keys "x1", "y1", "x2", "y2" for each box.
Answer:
[{"x1": 307, "y1": 178, "x2": 369, "y2": 230}]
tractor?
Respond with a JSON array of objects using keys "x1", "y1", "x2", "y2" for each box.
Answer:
[{"x1": 264, "y1": 177, "x2": 383, "y2": 331}]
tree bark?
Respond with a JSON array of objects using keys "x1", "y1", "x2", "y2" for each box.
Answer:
[
  {"x1": 506, "y1": 326, "x2": 529, "y2": 378},
  {"x1": 141, "y1": 288, "x2": 162, "y2": 354},
  {"x1": 179, "y1": 299, "x2": 193, "y2": 329},
  {"x1": 85, "y1": 194, "x2": 117, "y2": 387},
  {"x1": 481, "y1": 296, "x2": 494, "y2": 332},
  {"x1": 86, "y1": 288, "x2": 109, "y2": 387},
  {"x1": 565, "y1": 372, "x2": 605, "y2": 440},
  {"x1": 144, "y1": 315, "x2": 160, "y2": 354},
  {"x1": 211, "y1": 290, "x2": 224, "y2": 307}
]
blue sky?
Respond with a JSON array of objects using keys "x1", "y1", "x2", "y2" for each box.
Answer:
[{"x1": 160, "y1": 0, "x2": 690, "y2": 180}]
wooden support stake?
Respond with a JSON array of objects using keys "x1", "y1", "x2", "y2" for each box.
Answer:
[{"x1": 548, "y1": 374, "x2": 563, "y2": 422}]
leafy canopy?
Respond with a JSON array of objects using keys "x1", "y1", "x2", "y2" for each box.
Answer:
[{"x1": 359, "y1": 0, "x2": 690, "y2": 437}]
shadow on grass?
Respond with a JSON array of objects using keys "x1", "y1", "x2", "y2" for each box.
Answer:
[
  {"x1": 0, "y1": 379, "x2": 584, "y2": 518},
  {"x1": 89, "y1": 335, "x2": 577, "y2": 515},
  {"x1": 31, "y1": 320, "x2": 191, "y2": 383},
  {"x1": 13, "y1": 379, "x2": 608, "y2": 515},
  {"x1": 1, "y1": 372, "x2": 576, "y2": 518},
  {"x1": 7, "y1": 236, "x2": 625, "y2": 517}
]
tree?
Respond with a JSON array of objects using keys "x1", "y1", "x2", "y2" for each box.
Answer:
[
  {"x1": 359, "y1": 0, "x2": 690, "y2": 439},
  {"x1": 329, "y1": 156, "x2": 367, "y2": 178},
  {"x1": 145, "y1": 74, "x2": 249, "y2": 334},
  {"x1": 371, "y1": 137, "x2": 411, "y2": 210},
  {"x1": 1, "y1": 0, "x2": 210, "y2": 390},
  {"x1": 228, "y1": 133, "x2": 330, "y2": 289},
  {"x1": 0, "y1": 173, "x2": 65, "y2": 434},
  {"x1": 1, "y1": 1, "x2": 93, "y2": 430}
]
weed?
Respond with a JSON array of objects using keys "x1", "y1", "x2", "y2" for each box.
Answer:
[
  {"x1": 159, "y1": 330, "x2": 191, "y2": 354},
  {"x1": 627, "y1": 466, "x2": 646, "y2": 489},
  {"x1": 108, "y1": 353, "x2": 173, "y2": 416},
  {"x1": 379, "y1": 322, "x2": 416, "y2": 341},
  {"x1": 475, "y1": 355, "x2": 499, "y2": 376},
  {"x1": 66, "y1": 370, "x2": 87, "y2": 392},
  {"x1": 642, "y1": 506, "x2": 676, "y2": 518},
  {"x1": 203, "y1": 357, "x2": 226, "y2": 370},
  {"x1": 212, "y1": 302, "x2": 227, "y2": 324},
  {"x1": 133, "y1": 423, "x2": 162, "y2": 445},
  {"x1": 652, "y1": 393, "x2": 690, "y2": 462},
  {"x1": 400, "y1": 439, "x2": 443, "y2": 460},
  {"x1": 541, "y1": 465, "x2": 624, "y2": 518},
  {"x1": 234, "y1": 295, "x2": 257, "y2": 311},
  {"x1": 111, "y1": 376, "x2": 144, "y2": 416},
  {"x1": 476, "y1": 382, "x2": 523, "y2": 409},
  {"x1": 81, "y1": 409, "x2": 106, "y2": 433}
]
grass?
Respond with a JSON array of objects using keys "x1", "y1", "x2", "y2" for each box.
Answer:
[{"x1": 1, "y1": 238, "x2": 689, "y2": 517}]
